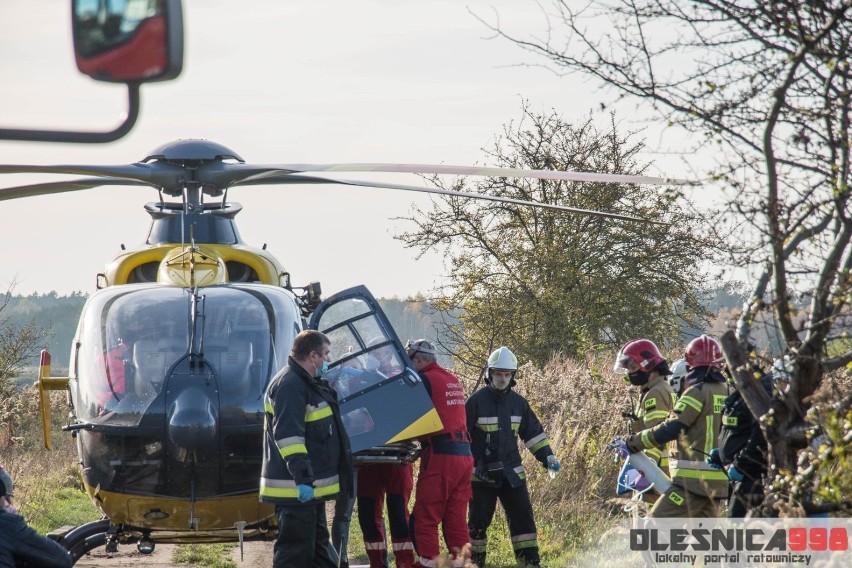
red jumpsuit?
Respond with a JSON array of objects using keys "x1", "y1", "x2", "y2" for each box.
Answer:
[
  {"x1": 357, "y1": 463, "x2": 415, "y2": 567},
  {"x1": 411, "y1": 362, "x2": 473, "y2": 568}
]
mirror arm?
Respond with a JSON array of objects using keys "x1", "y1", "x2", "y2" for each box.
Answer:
[{"x1": 0, "y1": 83, "x2": 140, "y2": 143}]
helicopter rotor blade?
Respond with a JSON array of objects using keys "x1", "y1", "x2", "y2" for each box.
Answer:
[
  {"x1": 234, "y1": 163, "x2": 695, "y2": 187},
  {"x1": 0, "y1": 177, "x2": 153, "y2": 202},
  {"x1": 0, "y1": 163, "x2": 189, "y2": 194},
  {"x1": 234, "y1": 174, "x2": 665, "y2": 224}
]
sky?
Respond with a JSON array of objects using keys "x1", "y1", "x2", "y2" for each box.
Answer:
[{"x1": 0, "y1": 0, "x2": 693, "y2": 299}]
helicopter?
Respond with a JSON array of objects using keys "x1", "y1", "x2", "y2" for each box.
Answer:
[
  {"x1": 0, "y1": 139, "x2": 688, "y2": 560},
  {"x1": 0, "y1": 1, "x2": 693, "y2": 564}
]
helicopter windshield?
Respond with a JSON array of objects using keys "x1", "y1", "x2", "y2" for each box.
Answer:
[{"x1": 74, "y1": 284, "x2": 300, "y2": 425}]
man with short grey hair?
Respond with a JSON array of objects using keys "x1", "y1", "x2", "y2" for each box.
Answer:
[{"x1": 405, "y1": 339, "x2": 473, "y2": 568}]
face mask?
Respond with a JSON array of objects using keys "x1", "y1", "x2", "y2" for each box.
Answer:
[
  {"x1": 490, "y1": 373, "x2": 512, "y2": 391},
  {"x1": 627, "y1": 370, "x2": 650, "y2": 386},
  {"x1": 316, "y1": 360, "x2": 329, "y2": 378},
  {"x1": 2, "y1": 503, "x2": 16, "y2": 515}
]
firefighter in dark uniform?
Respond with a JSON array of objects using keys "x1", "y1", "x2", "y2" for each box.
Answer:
[
  {"x1": 708, "y1": 359, "x2": 774, "y2": 517},
  {"x1": 626, "y1": 335, "x2": 729, "y2": 517},
  {"x1": 259, "y1": 330, "x2": 354, "y2": 568},
  {"x1": 467, "y1": 347, "x2": 560, "y2": 567}
]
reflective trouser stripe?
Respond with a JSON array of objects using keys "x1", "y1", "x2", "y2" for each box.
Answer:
[
  {"x1": 365, "y1": 542, "x2": 386, "y2": 550},
  {"x1": 511, "y1": 532, "x2": 538, "y2": 550}
]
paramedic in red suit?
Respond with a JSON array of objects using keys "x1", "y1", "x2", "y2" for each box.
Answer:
[
  {"x1": 405, "y1": 339, "x2": 473, "y2": 568},
  {"x1": 358, "y1": 341, "x2": 416, "y2": 568}
]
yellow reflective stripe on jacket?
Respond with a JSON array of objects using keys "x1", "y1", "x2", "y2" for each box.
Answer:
[
  {"x1": 675, "y1": 395, "x2": 703, "y2": 413},
  {"x1": 276, "y1": 435, "x2": 307, "y2": 458},
  {"x1": 476, "y1": 416, "x2": 499, "y2": 432},
  {"x1": 641, "y1": 429, "x2": 657, "y2": 450},
  {"x1": 306, "y1": 402, "x2": 332, "y2": 422},
  {"x1": 643, "y1": 410, "x2": 669, "y2": 422},
  {"x1": 669, "y1": 459, "x2": 728, "y2": 481},
  {"x1": 511, "y1": 415, "x2": 521, "y2": 433},
  {"x1": 644, "y1": 447, "x2": 662, "y2": 461},
  {"x1": 259, "y1": 475, "x2": 340, "y2": 499},
  {"x1": 704, "y1": 415, "x2": 715, "y2": 456},
  {"x1": 525, "y1": 432, "x2": 549, "y2": 453}
]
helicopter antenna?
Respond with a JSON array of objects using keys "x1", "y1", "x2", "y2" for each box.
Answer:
[{"x1": 180, "y1": 187, "x2": 186, "y2": 253}]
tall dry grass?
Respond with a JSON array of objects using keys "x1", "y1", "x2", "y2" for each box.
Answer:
[{"x1": 0, "y1": 387, "x2": 85, "y2": 533}]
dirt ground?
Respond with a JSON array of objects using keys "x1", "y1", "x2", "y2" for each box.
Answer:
[
  {"x1": 73, "y1": 541, "x2": 369, "y2": 567},
  {"x1": 73, "y1": 541, "x2": 274, "y2": 567}
]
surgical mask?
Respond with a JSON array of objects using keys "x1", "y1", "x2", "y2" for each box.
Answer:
[
  {"x1": 627, "y1": 370, "x2": 650, "y2": 386},
  {"x1": 316, "y1": 360, "x2": 329, "y2": 378},
  {"x1": 2, "y1": 503, "x2": 16, "y2": 515}
]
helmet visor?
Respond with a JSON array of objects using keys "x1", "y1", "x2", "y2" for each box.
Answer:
[{"x1": 613, "y1": 349, "x2": 639, "y2": 374}]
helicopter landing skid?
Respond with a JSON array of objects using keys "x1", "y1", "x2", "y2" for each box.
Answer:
[{"x1": 48, "y1": 518, "x2": 278, "y2": 565}]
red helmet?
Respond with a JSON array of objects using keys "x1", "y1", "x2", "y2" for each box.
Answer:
[
  {"x1": 613, "y1": 339, "x2": 666, "y2": 374},
  {"x1": 685, "y1": 335, "x2": 723, "y2": 368}
]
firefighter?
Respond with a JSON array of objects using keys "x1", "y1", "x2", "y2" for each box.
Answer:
[
  {"x1": 613, "y1": 339, "x2": 677, "y2": 472},
  {"x1": 467, "y1": 346, "x2": 559, "y2": 568},
  {"x1": 668, "y1": 358, "x2": 688, "y2": 398},
  {"x1": 708, "y1": 356, "x2": 773, "y2": 517},
  {"x1": 625, "y1": 335, "x2": 728, "y2": 517},
  {"x1": 259, "y1": 330, "x2": 354, "y2": 568},
  {"x1": 405, "y1": 339, "x2": 473, "y2": 568}
]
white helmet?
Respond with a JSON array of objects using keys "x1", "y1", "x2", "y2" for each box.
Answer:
[
  {"x1": 487, "y1": 346, "x2": 518, "y2": 371},
  {"x1": 486, "y1": 346, "x2": 518, "y2": 390},
  {"x1": 669, "y1": 358, "x2": 688, "y2": 393}
]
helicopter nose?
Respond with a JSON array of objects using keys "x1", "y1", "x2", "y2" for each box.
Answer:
[{"x1": 167, "y1": 387, "x2": 217, "y2": 451}]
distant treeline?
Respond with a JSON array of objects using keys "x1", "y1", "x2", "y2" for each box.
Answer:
[{"x1": 4, "y1": 284, "x2": 765, "y2": 377}]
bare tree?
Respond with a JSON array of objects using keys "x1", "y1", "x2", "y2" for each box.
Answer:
[{"x1": 486, "y1": 0, "x2": 852, "y2": 497}]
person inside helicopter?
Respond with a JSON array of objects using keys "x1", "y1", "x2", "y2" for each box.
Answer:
[{"x1": 94, "y1": 315, "x2": 153, "y2": 412}]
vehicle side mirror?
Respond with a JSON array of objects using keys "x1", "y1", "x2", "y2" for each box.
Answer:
[
  {"x1": 72, "y1": 0, "x2": 183, "y2": 83},
  {"x1": 0, "y1": 0, "x2": 184, "y2": 143}
]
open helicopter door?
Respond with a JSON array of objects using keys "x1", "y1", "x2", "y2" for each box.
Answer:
[{"x1": 309, "y1": 285, "x2": 442, "y2": 461}]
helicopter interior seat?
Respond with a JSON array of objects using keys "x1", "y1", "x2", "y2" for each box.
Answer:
[
  {"x1": 211, "y1": 339, "x2": 254, "y2": 399},
  {"x1": 132, "y1": 338, "x2": 185, "y2": 398}
]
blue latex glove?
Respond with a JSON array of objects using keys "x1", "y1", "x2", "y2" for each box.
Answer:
[
  {"x1": 706, "y1": 448, "x2": 723, "y2": 470},
  {"x1": 608, "y1": 438, "x2": 630, "y2": 459},
  {"x1": 727, "y1": 466, "x2": 744, "y2": 482},
  {"x1": 297, "y1": 484, "x2": 314, "y2": 503},
  {"x1": 546, "y1": 455, "x2": 561, "y2": 472}
]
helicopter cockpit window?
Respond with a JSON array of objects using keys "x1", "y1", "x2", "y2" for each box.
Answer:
[
  {"x1": 74, "y1": 285, "x2": 299, "y2": 425},
  {"x1": 322, "y1": 302, "x2": 404, "y2": 405}
]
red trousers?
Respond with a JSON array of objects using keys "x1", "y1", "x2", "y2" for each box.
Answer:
[
  {"x1": 357, "y1": 463, "x2": 415, "y2": 568},
  {"x1": 411, "y1": 447, "x2": 473, "y2": 567}
]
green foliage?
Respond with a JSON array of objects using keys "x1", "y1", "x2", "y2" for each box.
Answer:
[
  {"x1": 173, "y1": 544, "x2": 237, "y2": 568},
  {"x1": 399, "y1": 105, "x2": 710, "y2": 371}
]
